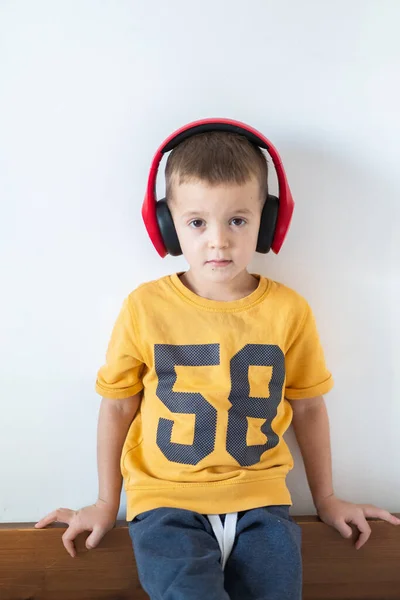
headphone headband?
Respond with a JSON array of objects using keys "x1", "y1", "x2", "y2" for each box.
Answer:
[{"x1": 142, "y1": 118, "x2": 294, "y2": 257}]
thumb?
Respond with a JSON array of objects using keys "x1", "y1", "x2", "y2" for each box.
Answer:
[
  {"x1": 334, "y1": 519, "x2": 353, "y2": 539},
  {"x1": 86, "y1": 526, "x2": 106, "y2": 550}
]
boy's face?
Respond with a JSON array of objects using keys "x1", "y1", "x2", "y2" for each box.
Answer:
[{"x1": 169, "y1": 176, "x2": 263, "y2": 285}]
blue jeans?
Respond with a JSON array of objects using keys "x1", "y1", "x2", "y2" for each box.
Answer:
[{"x1": 128, "y1": 505, "x2": 302, "y2": 600}]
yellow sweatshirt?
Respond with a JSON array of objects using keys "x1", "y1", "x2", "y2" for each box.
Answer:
[{"x1": 96, "y1": 273, "x2": 333, "y2": 521}]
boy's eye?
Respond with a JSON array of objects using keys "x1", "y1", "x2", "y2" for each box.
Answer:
[
  {"x1": 231, "y1": 218, "x2": 246, "y2": 227},
  {"x1": 189, "y1": 219, "x2": 205, "y2": 228}
]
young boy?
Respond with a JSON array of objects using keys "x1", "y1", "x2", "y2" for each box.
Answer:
[{"x1": 36, "y1": 120, "x2": 400, "y2": 600}]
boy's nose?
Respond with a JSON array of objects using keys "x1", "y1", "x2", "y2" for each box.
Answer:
[{"x1": 208, "y1": 225, "x2": 229, "y2": 249}]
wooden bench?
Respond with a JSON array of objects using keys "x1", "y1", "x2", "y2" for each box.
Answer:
[{"x1": 1, "y1": 516, "x2": 399, "y2": 599}]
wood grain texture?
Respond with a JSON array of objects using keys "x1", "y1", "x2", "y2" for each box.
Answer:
[{"x1": 1, "y1": 516, "x2": 400, "y2": 599}]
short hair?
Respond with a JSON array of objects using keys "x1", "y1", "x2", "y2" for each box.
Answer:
[{"x1": 165, "y1": 131, "x2": 268, "y2": 202}]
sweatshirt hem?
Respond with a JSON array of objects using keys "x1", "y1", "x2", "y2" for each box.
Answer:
[{"x1": 125, "y1": 476, "x2": 292, "y2": 521}]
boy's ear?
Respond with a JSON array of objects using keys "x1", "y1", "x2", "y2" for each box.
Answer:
[
  {"x1": 256, "y1": 195, "x2": 279, "y2": 254},
  {"x1": 156, "y1": 200, "x2": 183, "y2": 257}
]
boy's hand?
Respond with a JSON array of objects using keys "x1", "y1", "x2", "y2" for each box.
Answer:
[
  {"x1": 34, "y1": 499, "x2": 118, "y2": 558},
  {"x1": 316, "y1": 495, "x2": 400, "y2": 550}
]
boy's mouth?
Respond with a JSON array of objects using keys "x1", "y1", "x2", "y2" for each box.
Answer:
[{"x1": 206, "y1": 260, "x2": 232, "y2": 267}]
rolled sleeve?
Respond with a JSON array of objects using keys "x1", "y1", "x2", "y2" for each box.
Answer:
[
  {"x1": 285, "y1": 303, "x2": 333, "y2": 400},
  {"x1": 95, "y1": 297, "x2": 145, "y2": 400}
]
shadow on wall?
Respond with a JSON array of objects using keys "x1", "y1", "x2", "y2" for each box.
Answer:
[
  {"x1": 251, "y1": 139, "x2": 398, "y2": 284},
  {"x1": 249, "y1": 141, "x2": 400, "y2": 514}
]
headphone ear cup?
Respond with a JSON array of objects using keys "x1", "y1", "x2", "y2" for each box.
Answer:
[
  {"x1": 256, "y1": 195, "x2": 279, "y2": 254},
  {"x1": 156, "y1": 199, "x2": 182, "y2": 257}
]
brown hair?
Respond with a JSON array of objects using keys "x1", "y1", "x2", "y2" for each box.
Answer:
[{"x1": 165, "y1": 131, "x2": 268, "y2": 202}]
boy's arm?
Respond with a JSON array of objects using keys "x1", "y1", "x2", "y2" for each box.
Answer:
[
  {"x1": 35, "y1": 394, "x2": 141, "y2": 557},
  {"x1": 288, "y1": 395, "x2": 400, "y2": 549},
  {"x1": 289, "y1": 395, "x2": 334, "y2": 504},
  {"x1": 97, "y1": 395, "x2": 141, "y2": 509}
]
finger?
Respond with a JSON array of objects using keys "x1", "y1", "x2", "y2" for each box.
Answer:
[
  {"x1": 351, "y1": 514, "x2": 372, "y2": 550},
  {"x1": 86, "y1": 526, "x2": 106, "y2": 550},
  {"x1": 62, "y1": 525, "x2": 84, "y2": 558},
  {"x1": 361, "y1": 505, "x2": 400, "y2": 525},
  {"x1": 35, "y1": 508, "x2": 75, "y2": 529},
  {"x1": 332, "y1": 519, "x2": 353, "y2": 539},
  {"x1": 35, "y1": 511, "x2": 59, "y2": 528},
  {"x1": 387, "y1": 514, "x2": 400, "y2": 525}
]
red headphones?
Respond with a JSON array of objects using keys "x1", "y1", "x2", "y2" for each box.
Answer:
[{"x1": 142, "y1": 118, "x2": 294, "y2": 257}]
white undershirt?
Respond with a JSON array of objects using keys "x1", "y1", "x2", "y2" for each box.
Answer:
[{"x1": 207, "y1": 512, "x2": 238, "y2": 570}]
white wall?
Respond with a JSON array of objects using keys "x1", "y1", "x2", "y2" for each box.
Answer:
[{"x1": 1, "y1": 0, "x2": 399, "y2": 522}]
